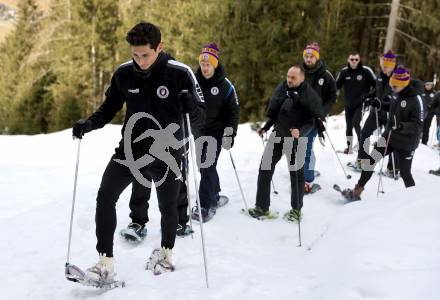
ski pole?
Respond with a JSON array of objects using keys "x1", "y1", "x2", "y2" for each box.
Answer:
[
  {"x1": 181, "y1": 116, "x2": 194, "y2": 239},
  {"x1": 66, "y1": 138, "x2": 81, "y2": 264},
  {"x1": 293, "y1": 139, "x2": 302, "y2": 247},
  {"x1": 391, "y1": 151, "x2": 397, "y2": 180},
  {"x1": 185, "y1": 113, "x2": 209, "y2": 288},
  {"x1": 377, "y1": 130, "x2": 392, "y2": 196},
  {"x1": 260, "y1": 136, "x2": 279, "y2": 194},
  {"x1": 228, "y1": 151, "x2": 249, "y2": 211},
  {"x1": 324, "y1": 130, "x2": 352, "y2": 180}
]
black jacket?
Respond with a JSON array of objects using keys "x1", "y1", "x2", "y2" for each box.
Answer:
[
  {"x1": 303, "y1": 60, "x2": 337, "y2": 115},
  {"x1": 87, "y1": 52, "x2": 205, "y2": 159},
  {"x1": 263, "y1": 81, "x2": 323, "y2": 137},
  {"x1": 384, "y1": 82, "x2": 424, "y2": 151},
  {"x1": 336, "y1": 62, "x2": 376, "y2": 109},
  {"x1": 421, "y1": 87, "x2": 436, "y2": 112},
  {"x1": 195, "y1": 63, "x2": 240, "y2": 137}
]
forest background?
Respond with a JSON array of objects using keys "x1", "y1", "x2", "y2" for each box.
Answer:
[{"x1": 0, "y1": 0, "x2": 439, "y2": 134}]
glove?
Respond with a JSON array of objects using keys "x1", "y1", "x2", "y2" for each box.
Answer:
[
  {"x1": 179, "y1": 90, "x2": 197, "y2": 113},
  {"x1": 222, "y1": 135, "x2": 235, "y2": 150},
  {"x1": 316, "y1": 118, "x2": 326, "y2": 141},
  {"x1": 286, "y1": 90, "x2": 300, "y2": 103},
  {"x1": 257, "y1": 127, "x2": 266, "y2": 138},
  {"x1": 365, "y1": 97, "x2": 381, "y2": 109},
  {"x1": 72, "y1": 119, "x2": 93, "y2": 139}
]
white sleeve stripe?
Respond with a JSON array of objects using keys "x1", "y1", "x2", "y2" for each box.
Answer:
[
  {"x1": 362, "y1": 66, "x2": 377, "y2": 80},
  {"x1": 325, "y1": 70, "x2": 335, "y2": 80},
  {"x1": 168, "y1": 60, "x2": 205, "y2": 103},
  {"x1": 119, "y1": 60, "x2": 132, "y2": 67},
  {"x1": 416, "y1": 95, "x2": 424, "y2": 122}
]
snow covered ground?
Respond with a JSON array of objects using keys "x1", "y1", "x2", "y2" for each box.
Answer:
[{"x1": 1, "y1": 115, "x2": 439, "y2": 300}]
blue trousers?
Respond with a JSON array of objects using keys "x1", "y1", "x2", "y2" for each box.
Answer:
[
  {"x1": 199, "y1": 135, "x2": 222, "y2": 209},
  {"x1": 304, "y1": 128, "x2": 318, "y2": 183}
]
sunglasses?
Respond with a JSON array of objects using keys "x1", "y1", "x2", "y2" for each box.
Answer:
[{"x1": 349, "y1": 58, "x2": 360, "y2": 62}]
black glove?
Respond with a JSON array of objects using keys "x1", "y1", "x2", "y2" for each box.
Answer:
[
  {"x1": 72, "y1": 119, "x2": 93, "y2": 139},
  {"x1": 179, "y1": 90, "x2": 197, "y2": 113},
  {"x1": 316, "y1": 118, "x2": 326, "y2": 140},
  {"x1": 365, "y1": 97, "x2": 381, "y2": 109}
]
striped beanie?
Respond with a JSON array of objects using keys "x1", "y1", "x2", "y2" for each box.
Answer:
[
  {"x1": 199, "y1": 42, "x2": 220, "y2": 68},
  {"x1": 382, "y1": 50, "x2": 397, "y2": 69},
  {"x1": 389, "y1": 65, "x2": 410, "y2": 88},
  {"x1": 303, "y1": 42, "x2": 320, "y2": 60}
]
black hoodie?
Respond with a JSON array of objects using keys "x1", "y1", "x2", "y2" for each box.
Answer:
[
  {"x1": 336, "y1": 62, "x2": 376, "y2": 109},
  {"x1": 302, "y1": 60, "x2": 337, "y2": 115},
  {"x1": 195, "y1": 63, "x2": 240, "y2": 137},
  {"x1": 87, "y1": 52, "x2": 205, "y2": 159}
]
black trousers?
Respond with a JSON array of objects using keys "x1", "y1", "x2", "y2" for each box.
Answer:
[
  {"x1": 255, "y1": 134, "x2": 304, "y2": 211},
  {"x1": 95, "y1": 153, "x2": 180, "y2": 257},
  {"x1": 421, "y1": 111, "x2": 435, "y2": 145},
  {"x1": 345, "y1": 105, "x2": 363, "y2": 147},
  {"x1": 358, "y1": 109, "x2": 398, "y2": 171},
  {"x1": 358, "y1": 143, "x2": 415, "y2": 188},
  {"x1": 129, "y1": 154, "x2": 189, "y2": 227}
]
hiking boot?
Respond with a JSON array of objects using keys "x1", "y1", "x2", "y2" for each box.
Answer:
[
  {"x1": 84, "y1": 254, "x2": 115, "y2": 284},
  {"x1": 352, "y1": 184, "x2": 364, "y2": 200},
  {"x1": 284, "y1": 209, "x2": 302, "y2": 223},
  {"x1": 145, "y1": 247, "x2": 175, "y2": 275},
  {"x1": 191, "y1": 206, "x2": 216, "y2": 223},
  {"x1": 176, "y1": 224, "x2": 194, "y2": 237},
  {"x1": 120, "y1": 222, "x2": 147, "y2": 242}
]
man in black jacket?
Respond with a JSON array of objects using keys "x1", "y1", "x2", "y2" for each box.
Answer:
[
  {"x1": 351, "y1": 50, "x2": 397, "y2": 175},
  {"x1": 336, "y1": 52, "x2": 376, "y2": 154},
  {"x1": 71, "y1": 22, "x2": 205, "y2": 282},
  {"x1": 248, "y1": 65, "x2": 324, "y2": 222},
  {"x1": 421, "y1": 81, "x2": 436, "y2": 144},
  {"x1": 346, "y1": 66, "x2": 424, "y2": 200},
  {"x1": 190, "y1": 42, "x2": 240, "y2": 222},
  {"x1": 302, "y1": 42, "x2": 337, "y2": 193}
]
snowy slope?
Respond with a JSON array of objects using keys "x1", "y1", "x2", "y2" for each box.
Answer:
[{"x1": 0, "y1": 115, "x2": 439, "y2": 300}]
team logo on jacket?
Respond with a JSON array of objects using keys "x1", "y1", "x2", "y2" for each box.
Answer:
[
  {"x1": 430, "y1": 93, "x2": 434, "y2": 98},
  {"x1": 357, "y1": 75, "x2": 363, "y2": 81},
  {"x1": 401, "y1": 100, "x2": 407, "y2": 108},
  {"x1": 211, "y1": 87, "x2": 219, "y2": 95},
  {"x1": 157, "y1": 86, "x2": 169, "y2": 99},
  {"x1": 318, "y1": 78, "x2": 324, "y2": 86}
]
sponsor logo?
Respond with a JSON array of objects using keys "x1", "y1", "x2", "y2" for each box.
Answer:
[
  {"x1": 157, "y1": 86, "x2": 169, "y2": 99},
  {"x1": 211, "y1": 87, "x2": 219, "y2": 95},
  {"x1": 128, "y1": 88, "x2": 139, "y2": 94},
  {"x1": 401, "y1": 100, "x2": 407, "y2": 108}
]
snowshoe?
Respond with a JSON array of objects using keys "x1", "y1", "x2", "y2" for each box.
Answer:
[
  {"x1": 304, "y1": 182, "x2": 321, "y2": 194},
  {"x1": 65, "y1": 263, "x2": 125, "y2": 289},
  {"x1": 242, "y1": 207, "x2": 279, "y2": 220},
  {"x1": 347, "y1": 161, "x2": 362, "y2": 172},
  {"x1": 216, "y1": 195, "x2": 229, "y2": 208},
  {"x1": 176, "y1": 224, "x2": 194, "y2": 237},
  {"x1": 283, "y1": 209, "x2": 302, "y2": 223},
  {"x1": 145, "y1": 248, "x2": 175, "y2": 275},
  {"x1": 120, "y1": 222, "x2": 147, "y2": 243},
  {"x1": 191, "y1": 206, "x2": 216, "y2": 223},
  {"x1": 378, "y1": 169, "x2": 400, "y2": 180},
  {"x1": 314, "y1": 170, "x2": 321, "y2": 178},
  {"x1": 429, "y1": 169, "x2": 440, "y2": 176},
  {"x1": 333, "y1": 184, "x2": 362, "y2": 202}
]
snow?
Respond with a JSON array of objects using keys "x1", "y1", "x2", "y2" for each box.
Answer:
[{"x1": 0, "y1": 115, "x2": 439, "y2": 299}]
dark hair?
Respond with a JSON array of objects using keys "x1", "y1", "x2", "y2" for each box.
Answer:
[
  {"x1": 348, "y1": 51, "x2": 360, "y2": 56},
  {"x1": 291, "y1": 64, "x2": 305, "y2": 75},
  {"x1": 126, "y1": 22, "x2": 161, "y2": 49}
]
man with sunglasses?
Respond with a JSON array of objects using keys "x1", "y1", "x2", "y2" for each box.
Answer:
[{"x1": 336, "y1": 52, "x2": 376, "y2": 154}]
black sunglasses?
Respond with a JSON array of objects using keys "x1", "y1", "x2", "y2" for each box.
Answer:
[{"x1": 349, "y1": 58, "x2": 360, "y2": 62}]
